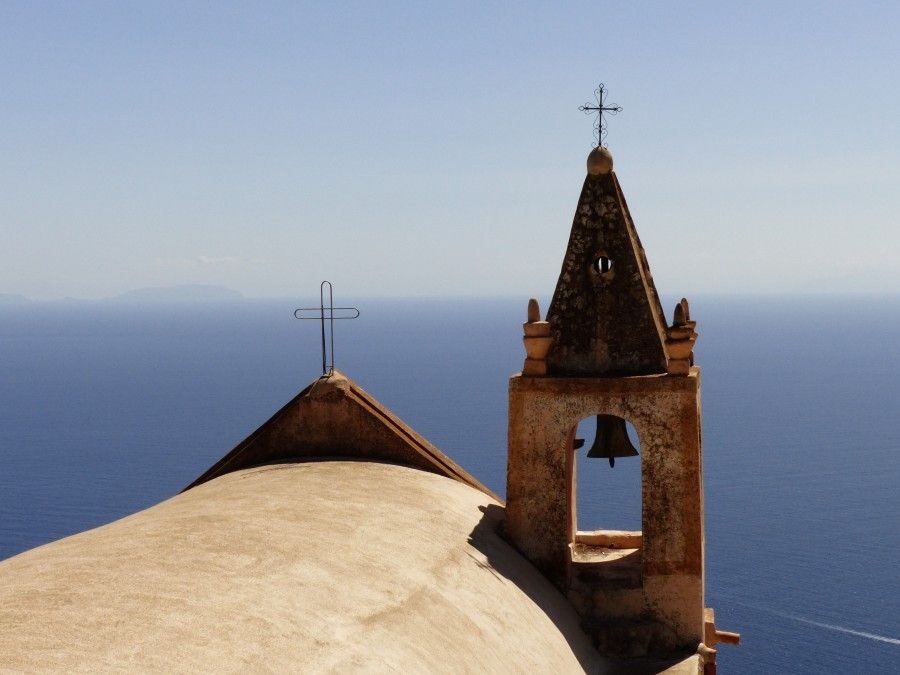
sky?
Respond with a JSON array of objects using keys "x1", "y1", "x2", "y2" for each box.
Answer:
[{"x1": 1, "y1": 1, "x2": 898, "y2": 300}]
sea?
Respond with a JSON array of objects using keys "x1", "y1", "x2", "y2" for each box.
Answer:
[{"x1": 1, "y1": 295, "x2": 898, "y2": 674}]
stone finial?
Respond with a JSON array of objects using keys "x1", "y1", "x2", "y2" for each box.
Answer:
[
  {"x1": 522, "y1": 298, "x2": 553, "y2": 376},
  {"x1": 527, "y1": 298, "x2": 541, "y2": 323},
  {"x1": 673, "y1": 298, "x2": 690, "y2": 326},
  {"x1": 666, "y1": 298, "x2": 698, "y2": 376},
  {"x1": 587, "y1": 146, "x2": 613, "y2": 176}
]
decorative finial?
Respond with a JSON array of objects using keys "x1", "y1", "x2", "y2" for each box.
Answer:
[
  {"x1": 527, "y1": 298, "x2": 541, "y2": 323},
  {"x1": 579, "y1": 83, "x2": 622, "y2": 148},
  {"x1": 673, "y1": 298, "x2": 690, "y2": 326},
  {"x1": 522, "y1": 298, "x2": 552, "y2": 377},
  {"x1": 586, "y1": 146, "x2": 614, "y2": 176},
  {"x1": 666, "y1": 298, "x2": 697, "y2": 376}
]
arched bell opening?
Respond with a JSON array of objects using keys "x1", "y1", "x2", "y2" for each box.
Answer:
[{"x1": 567, "y1": 414, "x2": 643, "y2": 567}]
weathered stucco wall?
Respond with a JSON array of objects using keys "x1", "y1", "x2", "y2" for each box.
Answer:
[{"x1": 506, "y1": 369, "x2": 705, "y2": 655}]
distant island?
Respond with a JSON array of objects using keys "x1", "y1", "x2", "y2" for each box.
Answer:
[
  {"x1": 0, "y1": 293, "x2": 30, "y2": 305},
  {"x1": 0, "y1": 286, "x2": 245, "y2": 304},
  {"x1": 112, "y1": 285, "x2": 244, "y2": 302}
]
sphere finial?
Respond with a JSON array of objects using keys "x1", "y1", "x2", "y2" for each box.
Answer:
[{"x1": 587, "y1": 146, "x2": 613, "y2": 175}]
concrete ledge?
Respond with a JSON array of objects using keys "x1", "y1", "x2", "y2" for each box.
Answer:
[
  {"x1": 510, "y1": 368, "x2": 699, "y2": 396},
  {"x1": 576, "y1": 530, "x2": 643, "y2": 549}
]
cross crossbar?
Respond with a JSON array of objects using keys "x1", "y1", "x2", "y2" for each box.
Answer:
[{"x1": 294, "y1": 308, "x2": 360, "y2": 320}]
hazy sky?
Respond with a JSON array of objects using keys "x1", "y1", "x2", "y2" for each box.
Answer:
[{"x1": 2, "y1": 2, "x2": 898, "y2": 299}]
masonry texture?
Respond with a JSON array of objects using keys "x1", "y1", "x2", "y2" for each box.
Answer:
[
  {"x1": 506, "y1": 146, "x2": 729, "y2": 664},
  {"x1": 506, "y1": 370, "x2": 705, "y2": 655},
  {"x1": 546, "y1": 167, "x2": 669, "y2": 377}
]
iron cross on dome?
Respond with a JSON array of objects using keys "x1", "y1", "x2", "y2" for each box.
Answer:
[
  {"x1": 579, "y1": 83, "x2": 622, "y2": 148},
  {"x1": 294, "y1": 281, "x2": 359, "y2": 376}
]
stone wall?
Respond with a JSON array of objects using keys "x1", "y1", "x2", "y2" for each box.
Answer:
[{"x1": 506, "y1": 369, "x2": 705, "y2": 656}]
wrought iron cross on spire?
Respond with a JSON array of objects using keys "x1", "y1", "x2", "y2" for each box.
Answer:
[
  {"x1": 294, "y1": 281, "x2": 359, "y2": 376},
  {"x1": 579, "y1": 83, "x2": 622, "y2": 148}
]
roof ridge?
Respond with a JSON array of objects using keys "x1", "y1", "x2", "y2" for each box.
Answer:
[{"x1": 184, "y1": 370, "x2": 498, "y2": 500}]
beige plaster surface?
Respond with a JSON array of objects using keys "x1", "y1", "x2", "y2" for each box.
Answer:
[
  {"x1": 506, "y1": 370, "x2": 705, "y2": 652},
  {"x1": 1, "y1": 460, "x2": 613, "y2": 674}
]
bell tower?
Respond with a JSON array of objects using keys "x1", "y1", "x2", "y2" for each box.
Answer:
[{"x1": 507, "y1": 144, "x2": 736, "y2": 660}]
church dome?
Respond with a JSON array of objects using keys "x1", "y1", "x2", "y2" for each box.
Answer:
[
  {"x1": 0, "y1": 460, "x2": 601, "y2": 672},
  {"x1": 1, "y1": 370, "x2": 706, "y2": 672}
]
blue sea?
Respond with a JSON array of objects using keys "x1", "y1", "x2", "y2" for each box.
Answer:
[{"x1": 1, "y1": 295, "x2": 898, "y2": 673}]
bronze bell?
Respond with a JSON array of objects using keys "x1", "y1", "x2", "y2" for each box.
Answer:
[{"x1": 586, "y1": 414, "x2": 639, "y2": 467}]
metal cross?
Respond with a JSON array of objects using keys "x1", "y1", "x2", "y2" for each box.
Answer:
[
  {"x1": 579, "y1": 83, "x2": 622, "y2": 148},
  {"x1": 294, "y1": 281, "x2": 359, "y2": 376}
]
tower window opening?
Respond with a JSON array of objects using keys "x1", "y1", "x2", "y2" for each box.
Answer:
[{"x1": 571, "y1": 414, "x2": 642, "y2": 539}]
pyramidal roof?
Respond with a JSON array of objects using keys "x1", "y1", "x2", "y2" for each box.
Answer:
[
  {"x1": 546, "y1": 147, "x2": 669, "y2": 376},
  {"x1": 185, "y1": 369, "x2": 496, "y2": 499}
]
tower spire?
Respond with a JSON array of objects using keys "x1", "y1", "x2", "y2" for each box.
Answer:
[{"x1": 545, "y1": 146, "x2": 669, "y2": 376}]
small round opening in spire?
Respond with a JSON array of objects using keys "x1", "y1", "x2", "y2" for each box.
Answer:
[
  {"x1": 591, "y1": 253, "x2": 614, "y2": 278},
  {"x1": 587, "y1": 147, "x2": 613, "y2": 176}
]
